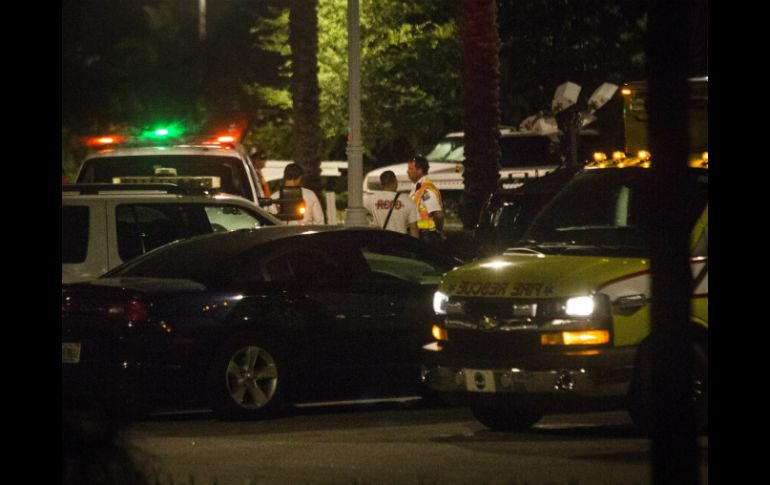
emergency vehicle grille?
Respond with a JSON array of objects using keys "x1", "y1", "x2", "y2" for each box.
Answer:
[{"x1": 459, "y1": 298, "x2": 564, "y2": 322}]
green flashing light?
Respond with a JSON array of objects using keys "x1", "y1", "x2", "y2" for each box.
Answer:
[{"x1": 139, "y1": 122, "x2": 186, "y2": 142}]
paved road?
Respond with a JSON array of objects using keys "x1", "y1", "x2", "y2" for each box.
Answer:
[{"x1": 121, "y1": 399, "x2": 708, "y2": 485}]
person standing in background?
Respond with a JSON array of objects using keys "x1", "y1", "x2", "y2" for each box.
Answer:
[
  {"x1": 250, "y1": 148, "x2": 271, "y2": 198},
  {"x1": 407, "y1": 155, "x2": 446, "y2": 249},
  {"x1": 270, "y1": 163, "x2": 325, "y2": 225},
  {"x1": 363, "y1": 170, "x2": 419, "y2": 237}
]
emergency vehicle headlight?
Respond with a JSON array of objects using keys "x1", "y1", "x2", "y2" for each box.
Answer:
[
  {"x1": 565, "y1": 296, "x2": 595, "y2": 316},
  {"x1": 541, "y1": 330, "x2": 610, "y2": 346},
  {"x1": 433, "y1": 291, "x2": 449, "y2": 315}
]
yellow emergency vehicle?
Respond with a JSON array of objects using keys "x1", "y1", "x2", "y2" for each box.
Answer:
[{"x1": 421, "y1": 165, "x2": 708, "y2": 431}]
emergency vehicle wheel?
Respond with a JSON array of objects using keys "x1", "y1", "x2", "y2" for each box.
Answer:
[
  {"x1": 208, "y1": 336, "x2": 287, "y2": 420},
  {"x1": 471, "y1": 405, "x2": 542, "y2": 432},
  {"x1": 627, "y1": 336, "x2": 708, "y2": 434}
]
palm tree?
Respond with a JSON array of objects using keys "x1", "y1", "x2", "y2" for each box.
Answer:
[
  {"x1": 289, "y1": 0, "x2": 323, "y2": 206},
  {"x1": 459, "y1": 0, "x2": 502, "y2": 229}
]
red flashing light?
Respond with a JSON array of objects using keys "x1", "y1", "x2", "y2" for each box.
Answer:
[
  {"x1": 198, "y1": 133, "x2": 239, "y2": 147},
  {"x1": 86, "y1": 135, "x2": 124, "y2": 147}
]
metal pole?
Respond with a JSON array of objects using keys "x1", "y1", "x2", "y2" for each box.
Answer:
[
  {"x1": 199, "y1": 0, "x2": 207, "y2": 42},
  {"x1": 344, "y1": 0, "x2": 369, "y2": 226}
]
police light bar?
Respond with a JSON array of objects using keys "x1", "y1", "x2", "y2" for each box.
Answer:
[
  {"x1": 112, "y1": 176, "x2": 222, "y2": 189},
  {"x1": 86, "y1": 135, "x2": 125, "y2": 147}
]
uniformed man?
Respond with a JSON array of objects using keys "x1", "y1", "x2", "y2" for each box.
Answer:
[
  {"x1": 270, "y1": 163, "x2": 325, "y2": 225},
  {"x1": 250, "y1": 148, "x2": 271, "y2": 198},
  {"x1": 363, "y1": 170, "x2": 419, "y2": 237},
  {"x1": 407, "y1": 155, "x2": 446, "y2": 249}
]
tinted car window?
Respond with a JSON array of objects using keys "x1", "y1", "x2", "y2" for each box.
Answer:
[
  {"x1": 360, "y1": 246, "x2": 446, "y2": 285},
  {"x1": 62, "y1": 206, "x2": 89, "y2": 263},
  {"x1": 115, "y1": 203, "x2": 269, "y2": 262},
  {"x1": 264, "y1": 245, "x2": 351, "y2": 283},
  {"x1": 107, "y1": 231, "x2": 261, "y2": 285},
  {"x1": 117, "y1": 204, "x2": 209, "y2": 261},
  {"x1": 77, "y1": 155, "x2": 253, "y2": 201}
]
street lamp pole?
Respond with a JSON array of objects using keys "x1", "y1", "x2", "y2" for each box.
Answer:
[
  {"x1": 199, "y1": 0, "x2": 206, "y2": 41},
  {"x1": 344, "y1": 0, "x2": 369, "y2": 226}
]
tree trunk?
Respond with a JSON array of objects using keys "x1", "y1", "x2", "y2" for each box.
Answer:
[
  {"x1": 459, "y1": 0, "x2": 502, "y2": 229},
  {"x1": 289, "y1": 0, "x2": 324, "y2": 211},
  {"x1": 646, "y1": 1, "x2": 704, "y2": 483}
]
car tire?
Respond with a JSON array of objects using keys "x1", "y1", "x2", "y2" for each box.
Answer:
[
  {"x1": 208, "y1": 335, "x2": 287, "y2": 421},
  {"x1": 470, "y1": 405, "x2": 542, "y2": 432}
]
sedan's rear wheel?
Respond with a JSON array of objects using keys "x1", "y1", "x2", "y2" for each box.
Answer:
[{"x1": 209, "y1": 338, "x2": 286, "y2": 420}]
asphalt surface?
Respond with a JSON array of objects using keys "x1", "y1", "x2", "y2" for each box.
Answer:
[{"x1": 117, "y1": 399, "x2": 708, "y2": 485}]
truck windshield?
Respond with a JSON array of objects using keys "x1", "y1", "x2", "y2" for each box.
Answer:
[
  {"x1": 523, "y1": 168, "x2": 708, "y2": 254},
  {"x1": 426, "y1": 137, "x2": 463, "y2": 162},
  {"x1": 77, "y1": 155, "x2": 254, "y2": 201}
]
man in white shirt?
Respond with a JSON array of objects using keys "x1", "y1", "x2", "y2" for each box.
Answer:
[
  {"x1": 270, "y1": 163, "x2": 325, "y2": 225},
  {"x1": 407, "y1": 155, "x2": 446, "y2": 249},
  {"x1": 363, "y1": 170, "x2": 419, "y2": 237}
]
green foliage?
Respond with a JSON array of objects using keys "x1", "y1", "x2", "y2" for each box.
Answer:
[
  {"x1": 359, "y1": 0, "x2": 461, "y2": 163},
  {"x1": 62, "y1": 0, "x2": 648, "y2": 173},
  {"x1": 246, "y1": 0, "x2": 461, "y2": 165}
]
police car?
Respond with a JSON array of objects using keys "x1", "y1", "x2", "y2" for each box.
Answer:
[
  {"x1": 62, "y1": 183, "x2": 280, "y2": 284},
  {"x1": 75, "y1": 140, "x2": 264, "y2": 205},
  {"x1": 422, "y1": 164, "x2": 708, "y2": 432}
]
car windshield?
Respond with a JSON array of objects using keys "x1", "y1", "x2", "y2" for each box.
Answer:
[
  {"x1": 523, "y1": 169, "x2": 708, "y2": 255},
  {"x1": 77, "y1": 155, "x2": 254, "y2": 201},
  {"x1": 427, "y1": 135, "x2": 565, "y2": 167},
  {"x1": 426, "y1": 137, "x2": 463, "y2": 162}
]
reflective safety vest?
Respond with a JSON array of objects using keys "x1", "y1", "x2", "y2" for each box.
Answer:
[
  {"x1": 256, "y1": 169, "x2": 271, "y2": 198},
  {"x1": 411, "y1": 179, "x2": 442, "y2": 231}
]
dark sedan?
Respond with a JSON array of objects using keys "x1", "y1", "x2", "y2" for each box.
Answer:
[{"x1": 62, "y1": 226, "x2": 460, "y2": 419}]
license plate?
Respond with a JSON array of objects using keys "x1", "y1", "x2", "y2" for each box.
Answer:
[
  {"x1": 62, "y1": 343, "x2": 81, "y2": 364},
  {"x1": 464, "y1": 369, "x2": 496, "y2": 393}
]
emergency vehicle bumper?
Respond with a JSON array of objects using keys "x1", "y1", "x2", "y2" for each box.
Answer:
[{"x1": 420, "y1": 346, "x2": 636, "y2": 403}]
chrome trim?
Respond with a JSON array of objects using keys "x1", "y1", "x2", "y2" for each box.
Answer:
[{"x1": 421, "y1": 364, "x2": 630, "y2": 398}]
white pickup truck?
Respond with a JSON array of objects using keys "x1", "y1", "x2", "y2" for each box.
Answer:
[{"x1": 62, "y1": 184, "x2": 280, "y2": 284}]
